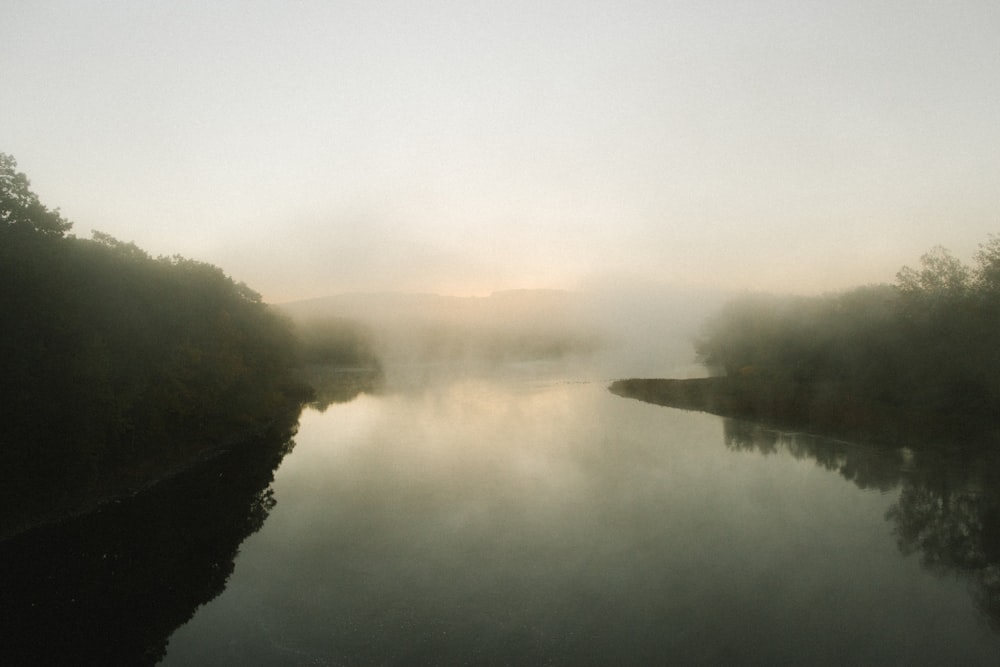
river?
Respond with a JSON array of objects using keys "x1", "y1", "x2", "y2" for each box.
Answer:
[
  {"x1": 3, "y1": 360, "x2": 998, "y2": 664},
  {"x1": 155, "y1": 361, "x2": 1000, "y2": 665}
]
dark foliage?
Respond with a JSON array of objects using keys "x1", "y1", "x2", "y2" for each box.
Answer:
[
  {"x1": 693, "y1": 238, "x2": 1000, "y2": 428},
  {"x1": 0, "y1": 154, "x2": 312, "y2": 536},
  {"x1": 0, "y1": 153, "x2": 72, "y2": 237},
  {"x1": 294, "y1": 316, "x2": 382, "y2": 367},
  {"x1": 0, "y1": 415, "x2": 298, "y2": 665}
]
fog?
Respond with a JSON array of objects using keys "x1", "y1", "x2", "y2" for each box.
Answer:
[
  {"x1": 6, "y1": 2, "x2": 1000, "y2": 302},
  {"x1": 279, "y1": 284, "x2": 730, "y2": 384}
]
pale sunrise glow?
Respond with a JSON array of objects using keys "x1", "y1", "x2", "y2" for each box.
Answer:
[{"x1": 5, "y1": 1, "x2": 1000, "y2": 301}]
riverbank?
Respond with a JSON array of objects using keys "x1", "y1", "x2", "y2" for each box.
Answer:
[
  {"x1": 609, "y1": 376, "x2": 999, "y2": 449},
  {"x1": 0, "y1": 408, "x2": 302, "y2": 544}
]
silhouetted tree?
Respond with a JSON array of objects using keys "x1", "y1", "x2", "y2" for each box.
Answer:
[{"x1": 0, "y1": 153, "x2": 72, "y2": 237}]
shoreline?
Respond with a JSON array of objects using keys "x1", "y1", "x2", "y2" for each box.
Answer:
[
  {"x1": 0, "y1": 416, "x2": 299, "y2": 544},
  {"x1": 608, "y1": 376, "x2": 999, "y2": 450}
]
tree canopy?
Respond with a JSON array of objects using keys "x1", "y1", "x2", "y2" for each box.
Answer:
[
  {"x1": 695, "y1": 235, "x2": 1000, "y2": 431},
  {"x1": 0, "y1": 153, "x2": 72, "y2": 237},
  {"x1": 0, "y1": 152, "x2": 311, "y2": 535}
]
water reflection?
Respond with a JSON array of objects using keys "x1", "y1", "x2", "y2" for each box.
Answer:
[
  {"x1": 723, "y1": 420, "x2": 906, "y2": 492},
  {"x1": 303, "y1": 365, "x2": 384, "y2": 412},
  {"x1": 162, "y1": 376, "x2": 1000, "y2": 664},
  {"x1": 723, "y1": 418, "x2": 1000, "y2": 632},
  {"x1": 0, "y1": 427, "x2": 297, "y2": 665},
  {"x1": 9, "y1": 366, "x2": 997, "y2": 664}
]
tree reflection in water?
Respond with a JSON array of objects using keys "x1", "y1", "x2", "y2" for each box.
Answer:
[
  {"x1": 723, "y1": 418, "x2": 1000, "y2": 632},
  {"x1": 0, "y1": 365, "x2": 383, "y2": 665},
  {"x1": 0, "y1": 426, "x2": 297, "y2": 665}
]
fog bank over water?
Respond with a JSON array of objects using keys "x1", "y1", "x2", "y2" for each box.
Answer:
[{"x1": 279, "y1": 285, "x2": 730, "y2": 380}]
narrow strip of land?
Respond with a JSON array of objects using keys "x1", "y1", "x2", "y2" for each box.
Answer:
[{"x1": 608, "y1": 377, "x2": 995, "y2": 449}]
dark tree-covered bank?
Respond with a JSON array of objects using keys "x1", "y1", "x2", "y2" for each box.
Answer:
[
  {"x1": 612, "y1": 237, "x2": 1000, "y2": 449},
  {"x1": 691, "y1": 239, "x2": 1000, "y2": 435},
  {"x1": 0, "y1": 153, "x2": 312, "y2": 536}
]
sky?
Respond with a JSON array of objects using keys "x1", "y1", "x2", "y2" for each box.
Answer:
[{"x1": 4, "y1": 0, "x2": 1000, "y2": 302}]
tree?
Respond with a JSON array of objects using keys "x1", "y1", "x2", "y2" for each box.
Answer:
[
  {"x1": 973, "y1": 234, "x2": 1000, "y2": 293},
  {"x1": 0, "y1": 152, "x2": 72, "y2": 236},
  {"x1": 895, "y1": 245, "x2": 970, "y2": 296}
]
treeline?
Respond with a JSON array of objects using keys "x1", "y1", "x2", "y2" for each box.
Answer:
[
  {"x1": 279, "y1": 290, "x2": 607, "y2": 367},
  {"x1": 694, "y1": 238, "x2": 1000, "y2": 428},
  {"x1": 0, "y1": 154, "x2": 312, "y2": 532},
  {"x1": 292, "y1": 317, "x2": 385, "y2": 410}
]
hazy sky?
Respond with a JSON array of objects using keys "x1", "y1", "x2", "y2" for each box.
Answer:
[{"x1": 5, "y1": 1, "x2": 999, "y2": 301}]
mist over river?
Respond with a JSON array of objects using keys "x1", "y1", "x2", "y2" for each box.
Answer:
[{"x1": 160, "y1": 361, "x2": 1000, "y2": 665}]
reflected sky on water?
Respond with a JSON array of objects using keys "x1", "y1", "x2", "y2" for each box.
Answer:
[{"x1": 164, "y1": 369, "x2": 1000, "y2": 665}]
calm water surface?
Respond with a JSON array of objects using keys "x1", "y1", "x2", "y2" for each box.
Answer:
[{"x1": 163, "y1": 365, "x2": 1000, "y2": 665}]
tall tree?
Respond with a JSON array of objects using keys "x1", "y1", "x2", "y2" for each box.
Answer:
[{"x1": 0, "y1": 152, "x2": 72, "y2": 236}]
